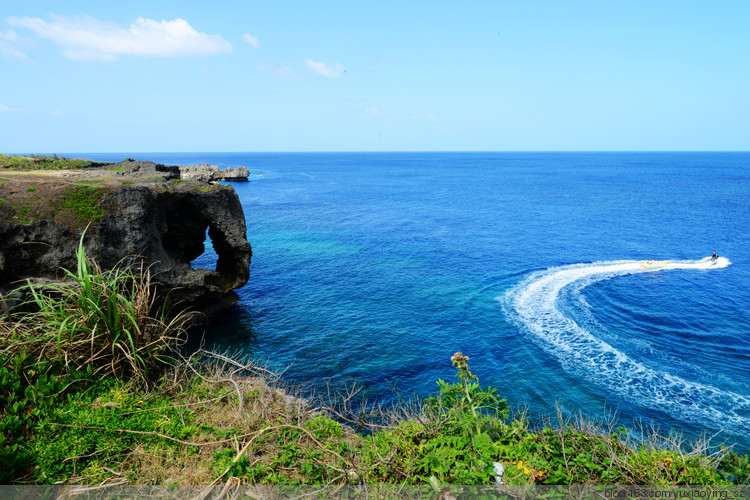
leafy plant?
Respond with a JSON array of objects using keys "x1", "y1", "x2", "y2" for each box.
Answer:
[
  {"x1": 718, "y1": 450, "x2": 750, "y2": 484},
  {"x1": 0, "y1": 351, "x2": 93, "y2": 483},
  {"x1": 425, "y1": 352, "x2": 508, "y2": 438}
]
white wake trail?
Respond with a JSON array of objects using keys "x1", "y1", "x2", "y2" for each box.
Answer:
[{"x1": 500, "y1": 257, "x2": 750, "y2": 433}]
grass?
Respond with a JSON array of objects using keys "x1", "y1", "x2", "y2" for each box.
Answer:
[
  {"x1": 62, "y1": 186, "x2": 105, "y2": 221},
  {"x1": 0, "y1": 154, "x2": 94, "y2": 171},
  {"x1": 1, "y1": 245, "x2": 749, "y2": 487},
  {"x1": 1, "y1": 232, "x2": 192, "y2": 482},
  {"x1": 7, "y1": 230, "x2": 189, "y2": 383},
  {"x1": 0, "y1": 178, "x2": 113, "y2": 228}
]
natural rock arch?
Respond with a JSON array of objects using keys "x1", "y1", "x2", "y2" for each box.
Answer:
[{"x1": 0, "y1": 182, "x2": 252, "y2": 315}]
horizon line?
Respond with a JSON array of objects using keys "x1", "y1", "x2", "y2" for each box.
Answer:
[{"x1": 7, "y1": 150, "x2": 750, "y2": 156}]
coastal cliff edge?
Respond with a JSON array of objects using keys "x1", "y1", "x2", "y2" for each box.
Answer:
[{"x1": 0, "y1": 157, "x2": 252, "y2": 314}]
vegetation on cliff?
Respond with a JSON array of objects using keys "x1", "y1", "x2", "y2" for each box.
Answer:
[
  {"x1": 61, "y1": 185, "x2": 106, "y2": 222},
  {"x1": 1, "y1": 240, "x2": 749, "y2": 488},
  {"x1": 1, "y1": 157, "x2": 252, "y2": 315},
  {"x1": 0, "y1": 154, "x2": 99, "y2": 171}
]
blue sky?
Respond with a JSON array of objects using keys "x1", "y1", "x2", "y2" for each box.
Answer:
[{"x1": 1, "y1": 1, "x2": 749, "y2": 152}]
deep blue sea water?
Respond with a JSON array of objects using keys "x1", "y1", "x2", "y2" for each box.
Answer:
[{"x1": 82, "y1": 152, "x2": 750, "y2": 452}]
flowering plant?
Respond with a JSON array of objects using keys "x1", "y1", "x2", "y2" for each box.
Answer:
[{"x1": 426, "y1": 351, "x2": 508, "y2": 438}]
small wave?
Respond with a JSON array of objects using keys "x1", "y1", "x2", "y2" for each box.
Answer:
[{"x1": 499, "y1": 256, "x2": 750, "y2": 434}]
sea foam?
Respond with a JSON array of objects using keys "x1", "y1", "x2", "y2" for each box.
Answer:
[{"x1": 500, "y1": 256, "x2": 750, "y2": 433}]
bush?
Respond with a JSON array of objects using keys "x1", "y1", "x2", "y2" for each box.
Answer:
[
  {"x1": 0, "y1": 231, "x2": 191, "y2": 482},
  {"x1": 3, "y1": 229, "x2": 189, "y2": 383}
]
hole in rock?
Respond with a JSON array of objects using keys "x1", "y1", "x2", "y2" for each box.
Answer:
[
  {"x1": 190, "y1": 228, "x2": 219, "y2": 271},
  {"x1": 162, "y1": 208, "x2": 221, "y2": 273}
]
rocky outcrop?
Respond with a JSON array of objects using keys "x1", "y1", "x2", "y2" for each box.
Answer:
[
  {"x1": 180, "y1": 164, "x2": 250, "y2": 182},
  {"x1": 0, "y1": 177, "x2": 252, "y2": 315},
  {"x1": 54, "y1": 159, "x2": 250, "y2": 182}
]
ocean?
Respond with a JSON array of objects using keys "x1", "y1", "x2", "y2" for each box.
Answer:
[{"x1": 82, "y1": 152, "x2": 750, "y2": 452}]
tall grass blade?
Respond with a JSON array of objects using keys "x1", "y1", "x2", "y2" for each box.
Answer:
[{"x1": 4, "y1": 228, "x2": 190, "y2": 384}]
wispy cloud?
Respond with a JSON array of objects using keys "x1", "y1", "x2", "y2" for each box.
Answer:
[
  {"x1": 242, "y1": 33, "x2": 260, "y2": 49},
  {"x1": 7, "y1": 14, "x2": 233, "y2": 61},
  {"x1": 305, "y1": 58, "x2": 346, "y2": 78},
  {"x1": 364, "y1": 106, "x2": 382, "y2": 117},
  {"x1": 257, "y1": 62, "x2": 300, "y2": 80},
  {"x1": 0, "y1": 103, "x2": 22, "y2": 113},
  {"x1": 0, "y1": 29, "x2": 28, "y2": 59}
]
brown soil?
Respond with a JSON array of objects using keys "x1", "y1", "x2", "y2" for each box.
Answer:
[
  {"x1": 0, "y1": 172, "x2": 105, "y2": 225},
  {"x1": 0, "y1": 171, "x2": 199, "y2": 227}
]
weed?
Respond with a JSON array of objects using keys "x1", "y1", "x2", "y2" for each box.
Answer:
[
  {"x1": 2, "y1": 317, "x2": 749, "y2": 487},
  {"x1": 426, "y1": 352, "x2": 508, "y2": 437}
]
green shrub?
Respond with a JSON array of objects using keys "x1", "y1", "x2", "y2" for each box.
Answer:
[
  {"x1": 0, "y1": 155, "x2": 92, "y2": 171},
  {"x1": 0, "y1": 231, "x2": 191, "y2": 482},
  {"x1": 303, "y1": 415, "x2": 344, "y2": 439},
  {"x1": 718, "y1": 450, "x2": 750, "y2": 484},
  {"x1": 0, "y1": 351, "x2": 94, "y2": 483}
]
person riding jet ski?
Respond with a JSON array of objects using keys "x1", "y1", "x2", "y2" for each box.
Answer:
[{"x1": 711, "y1": 251, "x2": 718, "y2": 262}]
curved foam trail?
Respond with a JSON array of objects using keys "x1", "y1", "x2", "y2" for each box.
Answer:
[{"x1": 500, "y1": 256, "x2": 750, "y2": 433}]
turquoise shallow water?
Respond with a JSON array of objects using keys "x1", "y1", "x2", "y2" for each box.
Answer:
[{"x1": 84, "y1": 152, "x2": 750, "y2": 452}]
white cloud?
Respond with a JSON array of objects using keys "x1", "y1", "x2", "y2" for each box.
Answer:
[
  {"x1": 0, "y1": 104, "x2": 9, "y2": 112},
  {"x1": 7, "y1": 14, "x2": 233, "y2": 61},
  {"x1": 0, "y1": 29, "x2": 28, "y2": 59},
  {"x1": 305, "y1": 58, "x2": 346, "y2": 78},
  {"x1": 242, "y1": 33, "x2": 260, "y2": 48},
  {"x1": 51, "y1": 109, "x2": 63, "y2": 116},
  {"x1": 0, "y1": 30, "x2": 16, "y2": 41}
]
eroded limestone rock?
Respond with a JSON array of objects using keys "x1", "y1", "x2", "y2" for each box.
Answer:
[
  {"x1": 180, "y1": 164, "x2": 250, "y2": 182},
  {"x1": 0, "y1": 180, "x2": 252, "y2": 315}
]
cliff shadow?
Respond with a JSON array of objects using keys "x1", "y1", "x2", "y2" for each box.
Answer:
[
  {"x1": 161, "y1": 206, "x2": 240, "y2": 289},
  {"x1": 182, "y1": 304, "x2": 258, "y2": 355}
]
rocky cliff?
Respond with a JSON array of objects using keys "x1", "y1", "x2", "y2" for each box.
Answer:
[{"x1": 0, "y1": 160, "x2": 252, "y2": 315}]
